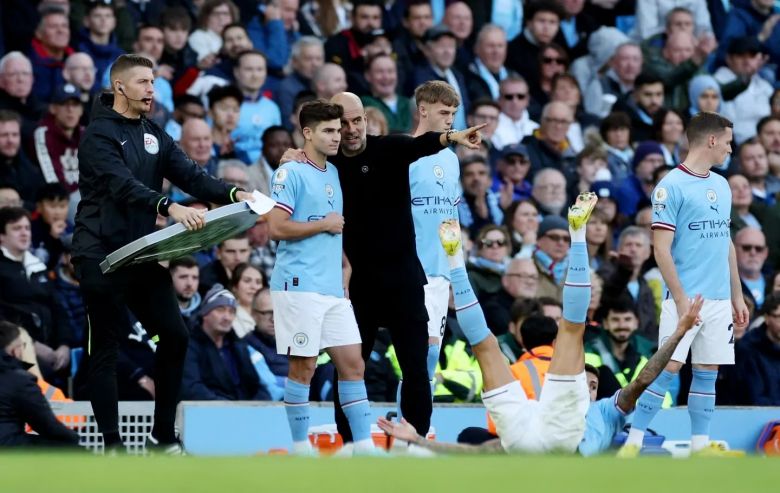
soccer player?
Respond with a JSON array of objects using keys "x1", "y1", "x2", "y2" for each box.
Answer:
[
  {"x1": 618, "y1": 112, "x2": 749, "y2": 457},
  {"x1": 379, "y1": 196, "x2": 706, "y2": 456},
  {"x1": 397, "y1": 80, "x2": 463, "y2": 417},
  {"x1": 266, "y1": 101, "x2": 375, "y2": 454}
]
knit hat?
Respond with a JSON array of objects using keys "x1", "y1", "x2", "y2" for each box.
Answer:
[
  {"x1": 588, "y1": 27, "x2": 630, "y2": 70},
  {"x1": 538, "y1": 215, "x2": 569, "y2": 237},
  {"x1": 632, "y1": 141, "x2": 664, "y2": 169},
  {"x1": 199, "y1": 283, "x2": 236, "y2": 316},
  {"x1": 591, "y1": 180, "x2": 617, "y2": 201}
]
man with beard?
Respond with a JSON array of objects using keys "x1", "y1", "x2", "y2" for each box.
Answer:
[{"x1": 169, "y1": 256, "x2": 201, "y2": 329}]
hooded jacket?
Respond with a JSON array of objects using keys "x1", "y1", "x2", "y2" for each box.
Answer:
[{"x1": 73, "y1": 94, "x2": 238, "y2": 260}]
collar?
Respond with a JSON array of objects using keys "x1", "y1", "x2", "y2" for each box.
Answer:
[
  {"x1": 532, "y1": 128, "x2": 570, "y2": 153},
  {"x1": 520, "y1": 345, "x2": 554, "y2": 361}
]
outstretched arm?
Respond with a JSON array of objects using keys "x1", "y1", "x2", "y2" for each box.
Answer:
[
  {"x1": 617, "y1": 295, "x2": 704, "y2": 413},
  {"x1": 377, "y1": 417, "x2": 505, "y2": 455}
]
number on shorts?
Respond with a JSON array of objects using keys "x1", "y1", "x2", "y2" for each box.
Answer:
[
  {"x1": 439, "y1": 316, "x2": 446, "y2": 337},
  {"x1": 728, "y1": 323, "x2": 734, "y2": 344}
]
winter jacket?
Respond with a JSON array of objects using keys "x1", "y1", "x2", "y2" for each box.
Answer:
[
  {"x1": 736, "y1": 325, "x2": 780, "y2": 406},
  {"x1": 29, "y1": 38, "x2": 73, "y2": 104},
  {"x1": 73, "y1": 93, "x2": 238, "y2": 261},
  {"x1": 0, "y1": 151, "x2": 45, "y2": 211},
  {"x1": 716, "y1": 0, "x2": 780, "y2": 70},
  {"x1": 76, "y1": 28, "x2": 125, "y2": 93}
]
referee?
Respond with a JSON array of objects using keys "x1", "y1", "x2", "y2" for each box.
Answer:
[{"x1": 73, "y1": 55, "x2": 252, "y2": 453}]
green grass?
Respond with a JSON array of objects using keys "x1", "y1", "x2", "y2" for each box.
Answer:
[{"x1": 1, "y1": 454, "x2": 777, "y2": 493}]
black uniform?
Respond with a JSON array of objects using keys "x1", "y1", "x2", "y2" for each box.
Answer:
[
  {"x1": 331, "y1": 132, "x2": 444, "y2": 439},
  {"x1": 73, "y1": 94, "x2": 237, "y2": 446}
]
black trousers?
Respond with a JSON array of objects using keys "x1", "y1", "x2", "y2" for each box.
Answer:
[
  {"x1": 334, "y1": 286, "x2": 432, "y2": 440},
  {"x1": 76, "y1": 260, "x2": 189, "y2": 445}
]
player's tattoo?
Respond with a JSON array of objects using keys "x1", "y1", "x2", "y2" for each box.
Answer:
[
  {"x1": 617, "y1": 331, "x2": 684, "y2": 413},
  {"x1": 411, "y1": 436, "x2": 506, "y2": 455}
]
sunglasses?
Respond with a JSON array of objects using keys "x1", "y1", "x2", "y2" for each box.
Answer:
[
  {"x1": 739, "y1": 244, "x2": 766, "y2": 253},
  {"x1": 480, "y1": 238, "x2": 507, "y2": 248},
  {"x1": 502, "y1": 93, "x2": 528, "y2": 101},
  {"x1": 543, "y1": 233, "x2": 571, "y2": 244},
  {"x1": 542, "y1": 57, "x2": 566, "y2": 65}
]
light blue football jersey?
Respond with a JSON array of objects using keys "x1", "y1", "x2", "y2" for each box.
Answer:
[
  {"x1": 269, "y1": 159, "x2": 344, "y2": 298},
  {"x1": 651, "y1": 165, "x2": 732, "y2": 300},
  {"x1": 409, "y1": 148, "x2": 462, "y2": 280},
  {"x1": 578, "y1": 391, "x2": 628, "y2": 457}
]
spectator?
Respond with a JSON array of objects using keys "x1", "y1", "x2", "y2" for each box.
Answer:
[
  {"x1": 361, "y1": 54, "x2": 413, "y2": 133},
  {"x1": 29, "y1": 6, "x2": 74, "y2": 103},
  {"x1": 182, "y1": 284, "x2": 270, "y2": 401},
  {"x1": 52, "y1": 236, "x2": 84, "y2": 348},
  {"x1": 207, "y1": 84, "x2": 242, "y2": 160},
  {"x1": 246, "y1": 0, "x2": 297, "y2": 75},
  {"x1": 464, "y1": 24, "x2": 510, "y2": 103},
  {"x1": 180, "y1": 118, "x2": 218, "y2": 179},
  {"x1": 569, "y1": 26, "x2": 629, "y2": 101},
  {"x1": 636, "y1": 1, "x2": 713, "y2": 40},
  {"x1": 312, "y1": 63, "x2": 348, "y2": 101},
  {"x1": 0, "y1": 187, "x2": 22, "y2": 209},
  {"x1": 715, "y1": 36, "x2": 773, "y2": 144},
  {"x1": 199, "y1": 235, "x2": 251, "y2": 296},
  {"x1": 529, "y1": 42, "x2": 569, "y2": 115},
  {"x1": 207, "y1": 23, "x2": 253, "y2": 83},
  {"x1": 458, "y1": 155, "x2": 503, "y2": 234},
  {"x1": 567, "y1": 144, "x2": 609, "y2": 205},
  {"x1": 591, "y1": 179, "x2": 619, "y2": 227},
  {"x1": 0, "y1": 207, "x2": 72, "y2": 381},
  {"x1": 556, "y1": 0, "x2": 599, "y2": 59},
  {"x1": 531, "y1": 214, "x2": 570, "y2": 302},
  {"x1": 739, "y1": 137, "x2": 780, "y2": 206},
  {"x1": 736, "y1": 292, "x2": 780, "y2": 406},
  {"x1": 549, "y1": 73, "x2": 598, "y2": 153},
  {"x1": 442, "y1": 1, "x2": 476, "y2": 69},
  {"x1": 615, "y1": 141, "x2": 665, "y2": 220},
  {"x1": 585, "y1": 299, "x2": 656, "y2": 401},
  {"x1": 735, "y1": 227, "x2": 772, "y2": 311},
  {"x1": 363, "y1": 106, "x2": 388, "y2": 136},
  {"x1": 244, "y1": 287, "x2": 288, "y2": 381},
  {"x1": 324, "y1": 0, "x2": 384, "y2": 92},
  {"x1": 461, "y1": 0, "x2": 523, "y2": 41},
  {"x1": 169, "y1": 256, "x2": 201, "y2": 329},
  {"x1": 600, "y1": 111, "x2": 634, "y2": 182},
  {"x1": 394, "y1": 1, "x2": 434, "y2": 94},
  {"x1": 29, "y1": 183, "x2": 68, "y2": 272},
  {"x1": 491, "y1": 76, "x2": 539, "y2": 150},
  {"x1": 413, "y1": 25, "x2": 469, "y2": 131},
  {"x1": 492, "y1": 143, "x2": 533, "y2": 209},
  {"x1": 0, "y1": 320, "x2": 79, "y2": 447},
  {"x1": 598, "y1": 227, "x2": 659, "y2": 341},
  {"x1": 62, "y1": 53, "x2": 97, "y2": 126},
  {"x1": 530, "y1": 167, "x2": 567, "y2": 218},
  {"x1": 232, "y1": 50, "x2": 282, "y2": 164},
  {"x1": 584, "y1": 42, "x2": 643, "y2": 118},
  {"x1": 716, "y1": 0, "x2": 780, "y2": 76},
  {"x1": 188, "y1": 0, "x2": 239, "y2": 66},
  {"x1": 586, "y1": 209, "x2": 613, "y2": 271},
  {"x1": 216, "y1": 160, "x2": 250, "y2": 192},
  {"x1": 30, "y1": 84, "x2": 84, "y2": 211},
  {"x1": 521, "y1": 101, "x2": 576, "y2": 175},
  {"x1": 275, "y1": 37, "x2": 324, "y2": 130},
  {"x1": 729, "y1": 174, "x2": 765, "y2": 236},
  {"x1": 653, "y1": 108, "x2": 686, "y2": 166},
  {"x1": 688, "y1": 74, "x2": 722, "y2": 118},
  {"x1": 0, "y1": 52, "x2": 43, "y2": 143},
  {"x1": 467, "y1": 99, "x2": 501, "y2": 163},
  {"x1": 77, "y1": 0, "x2": 124, "y2": 93},
  {"x1": 612, "y1": 73, "x2": 666, "y2": 143},
  {"x1": 503, "y1": 199, "x2": 539, "y2": 258},
  {"x1": 506, "y1": 1, "x2": 563, "y2": 91},
  {"x1": 481, "y1": 258, "x2": 540, "y2": 335},
  {"x1": 159, "y1": 6, "x2": 198, "y2": 83},
  {"x1": 508, "y1": 314, "x2": 558, "y2": 401},
  {"x1": 0, "y1": 110, "x2": 44, "y2": 211},
  {"x1": 165, "y1": 94, "x2": 207, "y2": 141},
  {"x1": 771, "y1": 88, "x2": 780, "y2": 118},
  {"x1": 496, "y1": 297, "x2": 543, "y2": 363},
  {"x1": 466, "y1": 224, "x2": 511, "y2": 300},
  {"x1": 757, "y1": 115, "x2": 780, "y2": 175},
  {"x1": 247, "y1": 216, "x2": 278, "y2": 282},
  {"x1": 298, "y1": 0, "x2": 351, "y2": 39},
  {"x1": 229, "y1": 263, "x2": 264, "y2": 339}
]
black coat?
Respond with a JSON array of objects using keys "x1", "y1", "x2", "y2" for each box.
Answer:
[
  {"x1": 182, "y1": 325, "x2": 269, "y2": 401},
  {"x1": 0, "y1": 151, "x2": 45, "y2": 211},
  {"x1": 198, "y1": 260, "x2": 231, "y2": 297},
  {"x1": 73, "y1": 93, "x2": 235, "y2": 261},
  {"x1": 736, "y1": 325, "x2": 780, "y2": 406},
  {"x1": 0, "y1": 353, "x2": 79, "y2": 447}
]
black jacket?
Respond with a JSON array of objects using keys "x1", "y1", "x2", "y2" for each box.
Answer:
[
  {"x1": 73, "y1": 94, "x2": 236, "y2": 260},
  {"x1": 0, "y1": 353, "x2": 79, "y2": 447},
  {"x1": 736, "y1": 325, "x2": 780, "y2": 406},
  {"x1": 0, "y1": 151, "x2": 45, "y2": 211}
]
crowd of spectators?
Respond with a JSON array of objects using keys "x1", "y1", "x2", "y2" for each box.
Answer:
[{"x1": 0, "y1": 0, "x2": 779, "y2": 412}]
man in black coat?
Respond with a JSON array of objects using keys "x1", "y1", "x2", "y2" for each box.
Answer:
[{"x1": 0, "y1": 110, "x2": 45, "y2": 211}]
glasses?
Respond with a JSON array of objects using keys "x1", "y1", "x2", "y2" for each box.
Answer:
[
  {"x1": 480, "y1": 238, "x2": 507, "y2": 248},
  {"x1": 505, "y1": 157, "x2": 529, "y2": 166},
  {"x1": 543, "y1": 233, "x2": 571, "y2": 244},
  {"x1": 252, "y1": 308, "x2": 273, "y2": 317},
  {"x1": 542, "y1": 57, "x2": 566, "y2": 66},
  {"x1": 739, "y1": 244, "x2": 766, "y2": 253},
  {"x1": 506, "y1": 273, "x2": 539, "y2": 281},
  {"x1": 502, "y1": 93, "x2": 528, "y2": 101},
  {"x1": 542, "y1": 117, "x2": 573, "y2": 126}
]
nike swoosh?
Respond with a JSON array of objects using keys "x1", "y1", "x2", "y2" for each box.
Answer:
[{"x1": 120, "y1": 140, "x2": 127, "y2": 146}]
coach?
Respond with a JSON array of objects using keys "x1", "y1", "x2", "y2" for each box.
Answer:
[{"x1": 73, "y1": 55, "x2": 252, "y2": 453}]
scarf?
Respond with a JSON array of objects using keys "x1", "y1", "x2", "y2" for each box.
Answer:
[
  {"x1": 469, "y1": 256, "x2": 509, "y2": 275},
  {"x1": 533, "y1": 248, "x2": 568, "y2": 286},
  {"x1": 532, "y1": 128, "x2": 569, "y2": 153},
  {"x1": 475, "y1": 58, "x2": 507, "y2": 100}
]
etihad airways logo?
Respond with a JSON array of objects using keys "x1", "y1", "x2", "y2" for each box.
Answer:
[
  {"x1": 411, "y1": 196, "x2": 456, "y2": 206},
  {"x1": 688, "y1": 218, "x2": 731, "y2": 239}
]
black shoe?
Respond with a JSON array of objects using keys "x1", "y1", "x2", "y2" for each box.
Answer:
[{"x1": 145, "y1": 433, "x2": 185, "y2": 456}]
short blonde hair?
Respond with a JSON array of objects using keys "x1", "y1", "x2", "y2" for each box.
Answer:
[{"x1": 414, "y1": 80, "x2": 460, "y2": 108}]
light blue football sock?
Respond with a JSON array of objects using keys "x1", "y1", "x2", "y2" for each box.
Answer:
[
  {"x1": 284, "y1": 379, "x2": 310, "y2": 444},
  {"x1": 338, "y1": 380, "x2": 372, "y2": 443}
]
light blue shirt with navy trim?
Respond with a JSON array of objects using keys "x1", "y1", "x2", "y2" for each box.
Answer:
[
  {"x1": 651, "y1": 165, "x2": 732, "y2": 300},
  {"x1": 409, "y1": 148, "x2": 461, "y2": 280},
  {"x1": 269, "y1": 159, "x2": 344, "y2": 298},
  {"x1": 233, "y1": 96, "x2": 282, "y2": 164},
  {"x1": 578, "y1": 391, "x2": 628, "y2": 456}
]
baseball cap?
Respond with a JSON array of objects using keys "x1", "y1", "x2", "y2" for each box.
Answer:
[
  {"x1": 199, "y1": 284, "x2": 237, "y2": 316},
  {"x1": 538, "y1": 215, "x2": 569, "y2": 237},
  {"x1": 424, "y1": 24, "x2": 456, "y2": 43},
  {"x1": 500, "y1": 143, "x2": 530, "y2": 160},
  {"x1": 51, "y1": 84, "x2": 81, "y2": 104}
]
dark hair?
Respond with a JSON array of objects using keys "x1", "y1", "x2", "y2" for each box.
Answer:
[
  {"x1": 551, "y1": 72, "x2": 579, "y2": 95},
  {"x1": 198, "y1": 0, "x2": 239, "y2": 30},
  {"x1": 584, "y1": 363, "x2": 600, "y2": 379},
  {"x1": 763, "y1": 292, "x2": 780, "y2": 316},
  {"x1": 221, "y1": 22, "x2": 247, "y2": 39},
  {"x1": 538, "y1": 42, "x2": 569, "y2": 68},
  {"x1": 207, "y1": 84, "x2": 242, "y2": 109},
  {"x1": 605, "y1": 296, "x2": 639, "y2": 318},
  {"x1": 161, "y1": 6, "x2": 192, "y2": 31},
  {"x1": 525, "y1": 1, "x2": 564, "y2": 22},
  {"x1": 353, "y1": 0, "x2": 384, "y2": 16},
  {"x1": 652, "y1": 107, "x2": 686, "y2": 143},
  {"x1": 666, "y1": 6, "x2": 694, "y2": 26},
  {"x1": 686, "y1": 111, "x2": 733, "y2": 146},
  {"x1": 293, "y1": 90, "x2": 318, "y2": 111},
  {"x1": 37, "y1": 5, "x2": 67, "y2": 29},
  {"x1": 502, "y1": 199, "x2": 538, "y2": 233},
  {"x1": 600, "y1": 111, "x2": 632, "y2": 141},
  {"x1": 365, "y1": 52, "x2": 395, "y2": 73},
  {"x1": 174, "y1": 94, "x2": 204, "y2": 110},
  {"x1": 169, "y1": 255, "x2": 198, "y2": 272},
  {"x1": 757, "y1": 115, "x2": 780, "y2": 135},
  {"x1": 36, "y1": 183, "x2": 68, "y2": 203},
  {"x1": 109, "y1": 54, "x2": 154, "y2": 82},
  {"x1": 0, "y1": 109, "x2": 22, "y2": 125},
  {"x1": 538, "y1": 296, "x2": 563, "y2": 309},
  {"x1": 652, "y1": 163, "x2": 670, "y2": 184},
  {"x1": 509, "y1": 297, "x2": 543, "y2": 326},
  {"x1": 218, "y1": 232, "x2": 248, "y2": 249},
  {"x1": 0, "y1": 320, "x2": 21, "y2": 349},
  {"x1": 404, "y1": 0, "x2": 432, "y2": 18},
  {"x1": 476, "y1": 224, "x2": 510, "y2": 246},
  {"x1": 0, "y1": 206, "x2": 30, "y2": 233},
  {"x1": 235, "y1": 49, "x2": 267, "y2": 67},
  {"x1": 460, "y1": 154, "x2": 489, "y2": 171},
  {"x1": 262, "y1": 125, "x2": 292, "y2": 146},
  {"x1": 230, "y1": 262, "x2": 261, "y2": 290},
  {"x1": 86, "y1": 1, "x2": 115, "y2": 15},
  {"x1": 299, "y1": 100, "x2": 344, "y2": 131},
  {"x1": 136, "y1": 24, "x2": 163, "y2": 40},
  {"x1": 634, "y1": 72, "x2": 664, "y2": 89},
  {"x1": 738, "y1": 137, "x2": 764, "y2": 160},
  {"x1": 469, "y1": 98, "x2": 501, "y2": 115},
  {"x1": 519, "y1": 315, "x2": 558, "y2": 350}
]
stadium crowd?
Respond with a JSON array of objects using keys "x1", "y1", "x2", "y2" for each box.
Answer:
[{"x1": 2, "y1": 0, "x2": 780, "y2": 446}]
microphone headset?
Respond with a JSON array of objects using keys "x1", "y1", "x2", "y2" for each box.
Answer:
[{"x1": 118, "y1": 85, "x2": 149, "y2": 102}]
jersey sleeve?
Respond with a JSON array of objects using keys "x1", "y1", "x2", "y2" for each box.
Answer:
[
  {"x1": 270, "y1": 164, "x2": 299, "y2": 216},
  {"x1": 650, "y1": 179, "x2": 682, "y2": 232}
]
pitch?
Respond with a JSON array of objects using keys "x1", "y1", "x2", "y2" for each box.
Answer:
[{"x1": 1, "y1": 453, "x2": 774, "y2": 493}]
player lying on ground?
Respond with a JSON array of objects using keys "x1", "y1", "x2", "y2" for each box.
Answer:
[{"x1": 379, "y1": 192, "x2": 701, "y2": 456}]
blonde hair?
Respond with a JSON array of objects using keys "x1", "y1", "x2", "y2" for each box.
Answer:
[
  {"x1": 364, "y1": 107, "x2": 388, "y2": 136},
  {"x1": 414, "y1": 80, "x2": 460, "y2": 108}
]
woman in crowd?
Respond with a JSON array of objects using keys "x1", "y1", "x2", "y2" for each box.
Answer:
[
  {"x1": 549, "y1": 73, "x2": 600, "y2": 153},
  {"x1": 599, "y1": 111, "x2": 634, "y2": 182},
  {"x1": 529, "y1": 43, "x2": 569, "y2": 118},
  {"x1": 652, "y1": 108, "x2": 686, "y2": 167},
  {"x1": 188, "y1": 0, "x2": 240, "y2": 64},
  {"x1": 467, "y1": 225, "x2": 511, "y2": 300},
  {"x1": 230, "y1": 263, "x2": 266, "y2": 339},
  {"x1": 586, "y1": 209, "x2": 613, "y2": 272},
  {"x1": 503, "y1": 200, "x2": 539, "y2": 259}
]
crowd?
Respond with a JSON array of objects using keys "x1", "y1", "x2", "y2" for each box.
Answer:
[{"x1": 1, "y1": 0, "x2": 780, "y2": 441}]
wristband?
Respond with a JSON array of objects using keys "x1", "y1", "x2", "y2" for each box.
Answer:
[
  {"x1": 229, "y1": 187, "x2": 246, "y2": 203},
  {"x1": 157, "y1": 196, "x2": 171, "y2": 216},
  {"x1": 445, "y1": 129, "x2": 455, "y2": 144}
]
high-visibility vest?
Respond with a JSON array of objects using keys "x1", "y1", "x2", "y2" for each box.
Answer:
[{"x1": 25, "y1": 379, "x2": 85, "y2": 433}]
